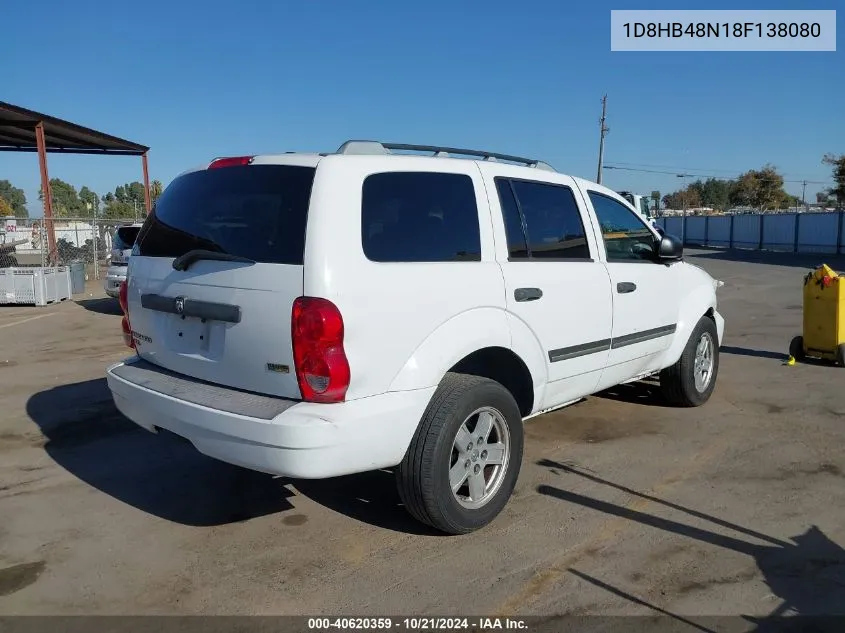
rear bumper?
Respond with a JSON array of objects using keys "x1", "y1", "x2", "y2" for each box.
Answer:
[
  {"x1": 105, "y1": 357, "x2": 435, "y2": 479},
  {"x1": 104, "y1": 265, "x2": 127, "y2": 298}
]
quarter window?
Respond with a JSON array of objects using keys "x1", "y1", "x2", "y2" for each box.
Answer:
[{"x1": 361, "y1": 172, "x2": 481, "y2": 262}]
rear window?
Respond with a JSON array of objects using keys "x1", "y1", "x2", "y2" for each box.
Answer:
[
  {"x1": 361, "y1": 171, "x2": 481, "y2": 262},
  {"x1": 137, "y1": 165, "x2": 315, "y2": 265},
  {"x1": 113, "y1": 226, "x2": 140, "y2": 250}
]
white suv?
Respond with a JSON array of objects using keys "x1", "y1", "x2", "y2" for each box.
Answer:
[{"x1": 106, "y1": 141, "x2": 725, "y2": 534}]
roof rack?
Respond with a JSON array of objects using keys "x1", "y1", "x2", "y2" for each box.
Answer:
[{"x1": 336, "y1": 140, "x2": 556, "y2": 172}]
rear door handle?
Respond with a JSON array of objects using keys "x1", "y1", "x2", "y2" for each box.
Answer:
[
  {"x1": 617, "y1": 282, "x2": 637, "y2": 294},
  {"x1": 514, "y1": 287, "x2": 543, "y2": 302}
]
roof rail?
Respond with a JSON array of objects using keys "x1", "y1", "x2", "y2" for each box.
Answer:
[{"x1": 335, "y1": 140, "x2": 556, "y2": 172}]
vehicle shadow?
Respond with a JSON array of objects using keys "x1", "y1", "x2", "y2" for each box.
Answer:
[
  {"x1": 720, "y1": 346, "x2": 788, "y2": 361},
  {"x1": 25, "y1": 378, "x2": 432, "y2": 534},
  {"x1": 688, "y1": 247, "x2": 845, "y2": 271},
  {"x1": 721, "y1": 345, "x2": 834, "y2": 368},
  {"x1": 595, "y1": 376, "x2": 675, "y2": 408},
  {"x1": 536, "y1": 459, "x2": 845, "y2": 627},
  {"x1": 75, "y1": 297, "x2": 122, "y2": 316}
]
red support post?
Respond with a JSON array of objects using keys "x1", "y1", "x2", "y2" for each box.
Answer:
[
  {"x1": 35, "y1": 122, "x2": 57, "y2": 265},
  {"x1": 142, "y1": 152, "x2": 151, "y2": 214}
]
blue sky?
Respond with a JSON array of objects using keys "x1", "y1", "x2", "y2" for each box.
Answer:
[{"x1": 2, "y1": 0, "x2": 842, "y2": 217}]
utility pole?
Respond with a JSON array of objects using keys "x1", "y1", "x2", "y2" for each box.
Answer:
[
  {"x1": 801, "y1": 180, "x2": 807, "y2": 211},
  {"x1": 677, "y1": 173, "x2": 689, "y2": 245},
  {"x1": 596, "y1": 95, "x2": 609, "y2": 184}
]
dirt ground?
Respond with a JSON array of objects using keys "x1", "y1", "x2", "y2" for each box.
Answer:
[{"x1": 1, "y1": 249, "x2": 845, "y2": 621}]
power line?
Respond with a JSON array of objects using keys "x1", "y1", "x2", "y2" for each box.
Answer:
[
  {"x1": 603, "y1": 164, "x2": 832, "y2": 185},
  {"x1": 605, "y1": 160, "x2": 832, "y2": 183}
]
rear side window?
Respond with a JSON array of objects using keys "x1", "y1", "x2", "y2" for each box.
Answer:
[
  {"x1": 496, "y1": 178, "x2": 590, "y2": 260},
  {"x1": 113, "y1": 226, "x2": 140, "y2": 250},
  {"x1": 361, "y1": 172, "x2": 481, "y2": 262},
  {"x1": 137, "y1": 165, "x2": 315, "y2": 265}
]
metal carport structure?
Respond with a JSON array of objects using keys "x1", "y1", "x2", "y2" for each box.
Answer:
[{"x1": 0, "y1": 101, "x2": 150, "y2": 264}]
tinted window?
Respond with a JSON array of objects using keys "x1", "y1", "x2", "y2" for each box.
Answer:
[
  {"x1": 113, "y1": 226, "x2": 140, "y2": 250},
  {"x1": 362, "y1": 172, "x2": 481, "y2": 262},
  {"x1": 495, "y1": 179, "x2": 528, "y2": 258},
  {"x1": 137, "y1": 165, "x2": 315, "y2": 265},
  {"x1": 588, "y1": 191, "x2": 657, "y2": 261},
  {"x1": 504, "y1": 180, "x2": 590, "y2": 259}
]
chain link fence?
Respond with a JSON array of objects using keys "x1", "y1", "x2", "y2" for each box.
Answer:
[{"x1": 0, "y1": 217, "x2": 142, "y2": 284}]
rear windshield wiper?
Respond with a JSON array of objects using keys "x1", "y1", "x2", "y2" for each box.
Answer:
[{"x1": 172, "y1": 249, "x2": 255, "y2": 271}]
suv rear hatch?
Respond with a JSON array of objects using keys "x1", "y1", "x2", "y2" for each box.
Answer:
[
  {"x1": 111, "y1": 225, "x2": 141, "y2": 265},
  {"x1": 127, "y1": 160, "x2": 315, "y2": 399}
]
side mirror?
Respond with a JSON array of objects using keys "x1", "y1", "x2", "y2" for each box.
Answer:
[
  {"x1": 657, "y1": 233, "x2": 683, "y2": 261},
  {"x1": 655, "y1": 225, "x2": 665, "y2": 237}
]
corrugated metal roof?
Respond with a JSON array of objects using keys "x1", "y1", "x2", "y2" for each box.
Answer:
[{"x1": 0, "y1": 101, "x2": 148, "y2": 155}]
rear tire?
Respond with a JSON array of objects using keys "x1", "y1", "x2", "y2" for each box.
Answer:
[
  {"x1": 660, "y1": 315, "x2": 720, "y2": 407},
  {"x1": 836, "y1": 344, "x2": 845, "y2": 367},
  {"x1": 789, "y1": 336, "x2": 805, "y2": 361},
  {"x1": 395, "y1": 372, "x2": 524, "y2": 535}
]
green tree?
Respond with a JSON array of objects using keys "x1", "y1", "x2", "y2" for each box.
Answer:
[
  {"x1": 103, "y1": 181, "x2": 147, "y2": 219},
  {"x1": 79, "y1": 186, "x2": 100, "y2": 215},
  {"x1": 752, "y1": 164, "x2": 787, "y2": 211},
  {"x1": 817, "y1": 191, "x2": 833, "y2": 206},
  {"x1": 822, "y1": 153, "x2": 845, "y2": 206},
  {"x1": 151, "y1": 180, "x2": 164, "y2": 204},
  {"x1": 662, "y1": 192, "x2": 678, "y2": 209},
  {"x1": 783, "y1": 194, "x2": 801, "y2": 209},
  {"x1": 38, "y1": 178, "x2": 85, "y2": 217},
  {"x1": 650, "y1": 190, "x2": 661, "y2": 211},
  {"x1": 727, "y1": 166, "x2": 789, "y2": 212},
  {"x1": 0, "y1": 180, "x2": 28, "y2": 218},
  {"x1": 0, "y1": 196, "x2": 13, "y2": 216},
  {"x1": 662, "y1": 188, "x2": 700, "y2": 210},
  {"x1": 699, "y1": 178, "x2": 732, "y2": 211}
]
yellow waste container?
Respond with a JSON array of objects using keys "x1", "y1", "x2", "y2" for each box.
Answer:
[{"x1": 790, "y1": 264, "x2": 845, "y2": 366}]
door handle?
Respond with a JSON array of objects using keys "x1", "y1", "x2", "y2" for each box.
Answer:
[
  {"x1": 617, "y1": 282, "x2": 637, "y2": 294},
  {"x1": 514, "y1": 287, "x2": 543, "y2": 302}
]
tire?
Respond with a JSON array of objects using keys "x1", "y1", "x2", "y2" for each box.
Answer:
[
  {"x1": 789, "y1": 336, "x2": 805, "y2": 361},
  {"x1": 660, "y1": 315, "x2": 720, "y2": 407},
  {"x1": 395, "y1": 372, "x2": 524, "y2": 535},
  {"x1": 836, "y1": 344, "x2": 845, "y2": 368}
]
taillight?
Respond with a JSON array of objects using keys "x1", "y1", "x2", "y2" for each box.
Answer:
[
  {"x1": 291, "y1": 297, "x2": 350, "y2": 403},
  {"x1": 208, "y1": 156, "x2": 254, "y2": 169},
  {"x1": 118, "y1": 279, "x2": 129, "y2": 314},
  {"x1": 118, "y1": 280, "x2": 135, "y2": 349}
]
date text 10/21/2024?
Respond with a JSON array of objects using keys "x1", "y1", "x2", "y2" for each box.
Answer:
[{"x1": 307, "y1": 618, "x2": 528, "y2": 631}]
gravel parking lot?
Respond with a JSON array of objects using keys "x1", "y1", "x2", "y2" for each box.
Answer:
[{"x1": 1, "y1": 249, "x2": 844, "y2": 619}]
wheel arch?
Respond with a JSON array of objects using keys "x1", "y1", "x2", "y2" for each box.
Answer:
[
  {"x1": 387, "y1": 307, "x2": 546, "y2": 417},
  {"x1": 660, "y1": 287, "x2": 719, "y2": 369}
]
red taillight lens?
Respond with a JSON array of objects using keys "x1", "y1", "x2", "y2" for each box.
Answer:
[
  {"x1": 208, "y1": 156, "x2": 254, "y2": 169},
  {"x1": 118, "y1": 280, "x2": 135, "y2": 349},
  {"x1": 121, "y1": 315, "x2": 135, "y2": 349},
  {"x1": 118, "y1": 280, "x2": 129, "y2": 315},
  {"x1": 291, "y1": 297, "x2": 350, "y2": 403}
]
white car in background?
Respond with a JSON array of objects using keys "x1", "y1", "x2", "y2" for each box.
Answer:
[
  {"x1": 104, "y1": 223, "x2": 143, "y2": 298},
  {"x1": 106, "y1": 141, "x2": 725, "y2": 535}
]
